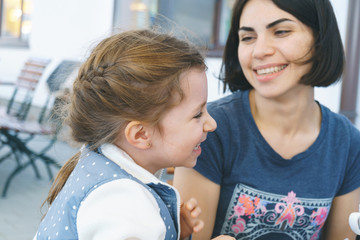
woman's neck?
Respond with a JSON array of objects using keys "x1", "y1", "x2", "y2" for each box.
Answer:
[
  {"x1": 249, "y1": 87, "x2": 322, "y2": 159},
  {"x1": 249, "y1": 87, "x2": 321, "y2": 135}
]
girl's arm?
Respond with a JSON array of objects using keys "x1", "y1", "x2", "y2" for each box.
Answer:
[
  {"x1": 174, "y1": 167, "x2": 221, "y2": 240},
  {"x1": 322, "y1": 187, "x2": 360, "y2": 240}
]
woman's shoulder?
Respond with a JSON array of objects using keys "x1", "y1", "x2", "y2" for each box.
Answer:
[
  {"x1": 206, "y1": 91, "x2": 252, "y2": 136},
  {"x1": 321, "y1": 104, "x2": 356, "y2": 126},
  {"x1": 208, "y1": 90, "x2": 248, "y2": 117},
  {"x1": 208, "y1": 90, "x2": 244, "y2": 108},
  {"x1": 320, "y1": 103, "x2": 360, "y2": 139}
]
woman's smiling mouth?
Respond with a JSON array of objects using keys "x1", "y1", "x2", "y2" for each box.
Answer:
[{"x1": 255, "y1": 64, "x2": 287, "y2": 75}]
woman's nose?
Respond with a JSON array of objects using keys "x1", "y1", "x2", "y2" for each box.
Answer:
[{"x1": 252, "y1": 35, "x2": 275, "y2": 59}]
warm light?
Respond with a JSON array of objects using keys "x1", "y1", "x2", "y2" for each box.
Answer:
[
  {"x1": 130, "y1": 1, "x2": 147, "y2": 12},
  {"x1": 21, "y1": 21, "x2": 32, "y2": 34},
  {"x1": 14, "y1": 8, "x2": 22, "y2": 18},
  {"x1": 23, "y1": 0, "x2": 33, "y2": 14},
  {"x1": 2, "y1": 0, "x2": 32, "y2": 38}
]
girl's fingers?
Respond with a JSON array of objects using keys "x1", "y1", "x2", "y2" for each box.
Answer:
[
  {"x1": 190, "y1": 206, "x2": 202, "y2": 218},
  {"x1": 185, "y1": 197, "x2": 198, "y2": 210},
  {"x1": 193, "y1": 219, "x2": 204, "y2": 233}
]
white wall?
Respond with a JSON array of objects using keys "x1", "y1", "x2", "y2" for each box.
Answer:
[
  {"x1": 0, "y1": 0, "x2": 114, "y2": 106},
  {"x1": 206, "y1": 58, "x2": 228, "y2": 102}
]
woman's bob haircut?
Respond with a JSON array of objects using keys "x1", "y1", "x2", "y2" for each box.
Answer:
[{"x1": 220, "y1": 0, "x2": 345, "y2": 93}]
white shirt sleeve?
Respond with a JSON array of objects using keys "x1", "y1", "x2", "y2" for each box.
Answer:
[{"x1": 77, "y1": 179, "x2": 166, "y2": 240}]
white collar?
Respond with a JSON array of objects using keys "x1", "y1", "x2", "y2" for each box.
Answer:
[{"x1": 100, "y1": 143, "x2": 164, "y2": 184}]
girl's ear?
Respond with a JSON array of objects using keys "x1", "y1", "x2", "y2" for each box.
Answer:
[{"x1": 124, "y1": 121, "x2": 152, "y2": 149}]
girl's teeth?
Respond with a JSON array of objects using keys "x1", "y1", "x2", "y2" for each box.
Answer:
[
  {"x1": 257, "y1": 65, "x2": 286, "y2": 75},
  {"x1": 194, "y1": 144, "x2": 200, "y2": 150}
]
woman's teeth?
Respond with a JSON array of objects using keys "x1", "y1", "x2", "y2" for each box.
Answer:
[
  {"x1": 194, "y1": 144, "x2": 200, "y2": 150},
  {"x1": 256, "y1": 65, "x2": 286, "y2": 75}
]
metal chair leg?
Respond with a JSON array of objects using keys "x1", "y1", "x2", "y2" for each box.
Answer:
[
  {"x1": 2, "y1": 130, "x2": 41, "y2": 179},
  {"x1": 1, "y1": 130, "x2": 62, "y2": 197},
  {"x1": 2, "y1": 157, "x2": 33, "y2": 197}
]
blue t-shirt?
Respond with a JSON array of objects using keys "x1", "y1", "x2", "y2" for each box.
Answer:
[{"x1": 194, "y1": 90, "x2": 360, "y2": 240}]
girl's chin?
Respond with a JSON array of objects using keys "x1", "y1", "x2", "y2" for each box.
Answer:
[{"x1": 184, "y1": 158, "x2": 198, "y2": 168}]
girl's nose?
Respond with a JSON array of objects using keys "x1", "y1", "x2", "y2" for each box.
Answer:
[{"x1": 204, "y1": 112, "x2": 217, "y2": 132}]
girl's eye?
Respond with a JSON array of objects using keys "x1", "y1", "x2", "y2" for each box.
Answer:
[{"x1": 194, "y1": 112, "x2": 203, "y2": 119}]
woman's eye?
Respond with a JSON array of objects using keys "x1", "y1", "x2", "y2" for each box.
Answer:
[
  {"x1": 240, "y1": 36, "x2": 254, "y2": 42},
  {"x1": 194, "y1": 112, "x2": 203, "y2": 119},
  {"x1": 275, "y1": 30, "x2": 291, "y2": 36}
]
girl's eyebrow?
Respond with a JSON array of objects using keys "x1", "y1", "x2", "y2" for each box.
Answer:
[
  {"x1": 193, "y1": 101, "x2": 207, "y2": 112},
  {"x1": 191, "y1": 101, "x2": 207, "y2": 114},
  {"x1": 239, "y1": 18, "x2": 295, "y2": 32}
]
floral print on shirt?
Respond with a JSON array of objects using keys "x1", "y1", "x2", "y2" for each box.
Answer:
[{"x1": 220, "y1": 184, "x2": 332, "y2": 240}]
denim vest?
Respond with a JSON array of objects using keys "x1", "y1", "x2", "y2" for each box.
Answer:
[{"x1": 35, "y1": 149, "x2": 179, "y2": 239}]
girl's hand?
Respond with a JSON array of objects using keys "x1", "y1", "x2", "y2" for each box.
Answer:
[{"x1": 179, "y1": 198, "x2": 204, "y2": 239}]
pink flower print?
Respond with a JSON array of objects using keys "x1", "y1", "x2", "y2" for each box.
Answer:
[
  {"x1": 275, "y1": 191, "x2": 304, "y2": 229},
  {"x1": 238, "y1": 194, "x2": 255, "y2": 216},
  {"x1": 230, "y1": 195, "x2": 268, "y2": 233},
  {"x1": 310, "y1": 231, "x2": 319, "y2": 240},
  {"x1": 275, "y1": 204, "x2": 297, "y2": 228},
  {"x1": 314, "y1": 207, "x2": 328, "y2": 226},
  {"x1": 229, "y1": 196, "x2": 248, "y2": 219},
  {"x1": 309, "y1": 207, "x2": 328, "y2": 240},
  {"x1": 254, "y1": 197, "x2": 260, "y2": 207},
  {"x1": 230, "y1": 194, "x2": 261, "y2": 233},
  {"x1": 254, "y1": 202, "x2": 267, "y2": 218},
  {"x1": 234, "y1": 204, "x2": 245, "y2": 217},
  {"x1": 231, "y1": 216, "x2": 246, "y2": 234},
  {"x1": 253, "y1": 199, "x2": 267, "y2": 217},
  {"x1": 282, "y1": 191, "x2": 301, "y2": 205}
]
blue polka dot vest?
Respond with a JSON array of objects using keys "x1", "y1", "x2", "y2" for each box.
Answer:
[{"x1": 35, "y1": 149, "x2": 179, "y2": 239}]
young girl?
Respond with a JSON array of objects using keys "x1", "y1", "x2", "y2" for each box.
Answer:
[
  {"x1": 33, "y1": 30, "x2": 234, "y2": 240},
  {"x1": 174, "y1": 0, "x2": 360, "y2": 239}
]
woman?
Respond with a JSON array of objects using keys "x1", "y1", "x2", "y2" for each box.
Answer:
[{"x1": 174, "y1": 0, "x2": 360, "y2": 239}]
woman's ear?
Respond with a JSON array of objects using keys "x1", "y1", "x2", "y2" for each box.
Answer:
[{"x1": 124, "y1": 121, "x2": 152, "y2": 149}]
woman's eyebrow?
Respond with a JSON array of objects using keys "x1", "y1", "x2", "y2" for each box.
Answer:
[
  {"x1": 266, "y1": 18, "x2": 294, "y2": 29},
  {"x1": 239, "y1": 18, "x2": 295, "y2": 32},
  {"x1": 239, "y1": 26, "x2": 254, "y2": 32}
]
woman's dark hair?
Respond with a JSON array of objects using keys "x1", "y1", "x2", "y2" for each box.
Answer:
[{"x1": 220, "y1": 0, "x2": 345, "y2": 93}]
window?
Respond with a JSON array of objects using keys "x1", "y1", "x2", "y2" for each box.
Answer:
[
  {"x1": 113, "y1": 0, "x2": 235, "y2": 57},
  {"x1": 0, "y1": 0, "x2": 32, "y2": 47}
]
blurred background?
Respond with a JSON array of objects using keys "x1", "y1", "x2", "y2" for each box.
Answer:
[{"x1": 0, "y1": 0, "x2": 359, "y2": 239}]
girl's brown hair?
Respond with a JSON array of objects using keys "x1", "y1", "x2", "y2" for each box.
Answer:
[{"x1": 44, "y1": 29, "x2": 206, "y2": 206}]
